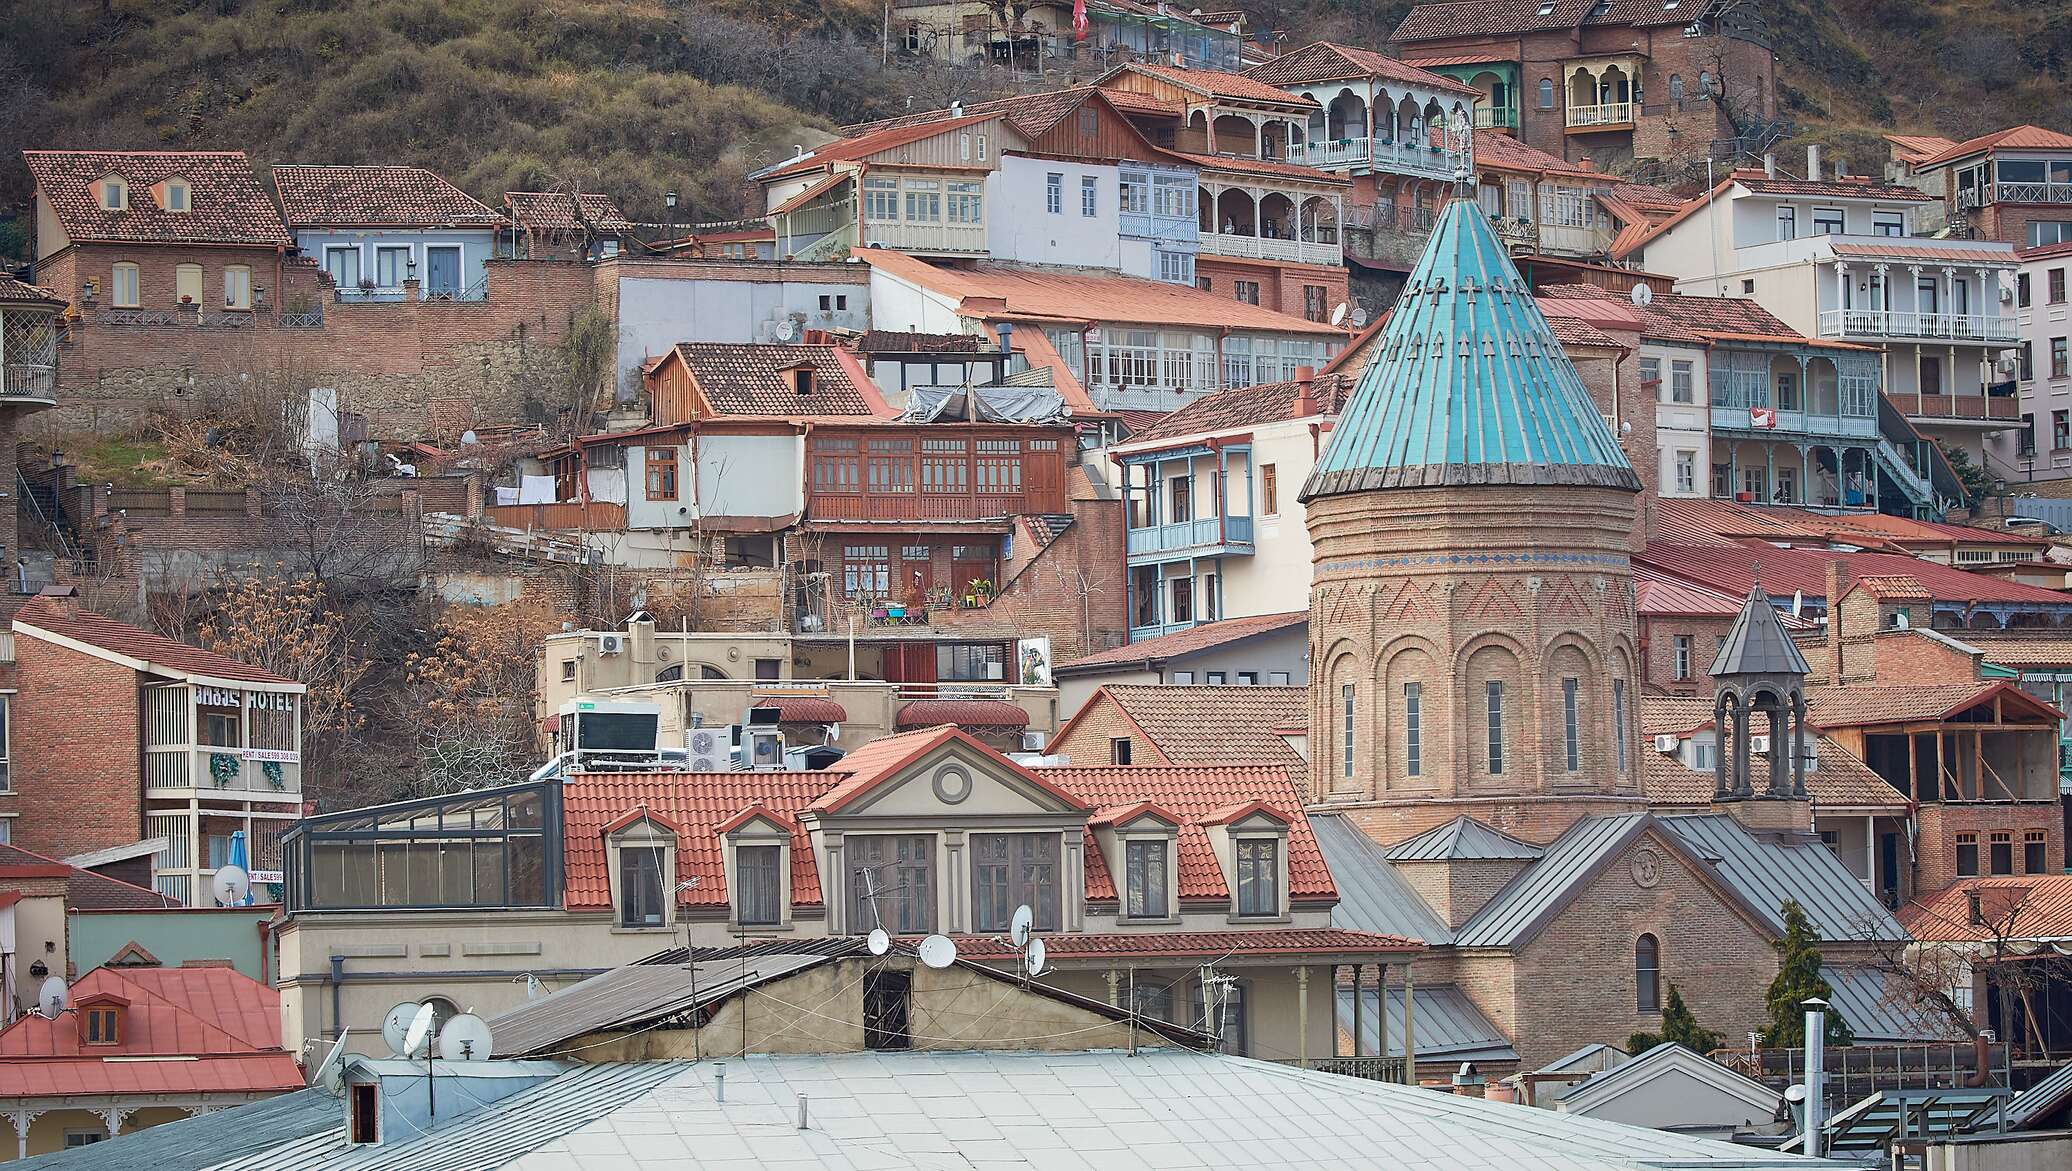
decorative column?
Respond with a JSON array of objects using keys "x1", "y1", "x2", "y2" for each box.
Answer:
[
  {"x1": 1295, "y1": 965, "x2": 1311, "y2": 1065},
  {"x1": 1105, "y1": 967, "x2": 1121, "y2": 1008},
  {"x1": 1401, "y1": 962, "x2": 1417, "y2": 1083},
  {"x1": 942, "y1": 830, "x2": 965, "y2": 932}
]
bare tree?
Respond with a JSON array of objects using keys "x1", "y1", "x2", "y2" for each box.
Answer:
[{"x1": 1853, "y1": 890, "x2": 2072, "y2": 1056}]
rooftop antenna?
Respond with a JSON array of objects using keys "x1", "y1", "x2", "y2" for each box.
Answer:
[
  {"x1": 1329, "y1": 302, "x2": 1349, "y2": 328},
  {"x1": 210, "y1": 863, "x2": 251, "y2": 908},
  {"x1": 1629, "y1": 283, "x2": 1654, "y2": 307},
  {"x1": 1007, "y1": 903, "x2": 1048, "y2": 980},
  {"x1": 404, "y1": 1001, "x2": 437, "y2": 1126},
  {"x1": 381, "y1": 1001, "x2": 421, "y2": 1057},
  {"x1": 867, "y1": 928, "x2": 891, "y2": 956}
]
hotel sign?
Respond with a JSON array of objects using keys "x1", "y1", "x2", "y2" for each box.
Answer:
[{"x1": 195, "y1": 686, "x2": 296, "y2": 712}]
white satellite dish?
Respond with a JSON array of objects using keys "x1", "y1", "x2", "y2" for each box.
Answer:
[
  {"x1": 1025, "y1": 937, "x2": 1047, "y2": 977},
  {"x1": 211, "y1": 864, "x2": 251, "y2": 907},
  {"x1": 1010, "y1": 905, "x2": 1034, "y2": 948},
  {"x1": 1630, "y1": 283, "x2": 1655, "y2": 307},
  {"x1": 311, "y1": 1030, "x2": 351, "y2": 1093},
  {"x1": 437, "y1": 1013, "x2": 494, "y2": 1062},
  {"x1": 1329, "y1": 301, "x2": 1349, "y2": 327},
  {"x1": 459, "y1": 429, "x2": 480, "y2": 446},
  {"x1": 916, "y1": 934, "x2": 958, "y2": 970},
  {"x1": 867, "y1": 928, "x2": 891, "y2": 956},
  {"x1": 1351, "y1": 306, "x2": 1370, "y2": 328},
  {"x1": 37, "y1": 976, "x2": 68, "y2": 1018},
  {"x1": 381, "y1": 1002, "x2": 420, "y2": 1056},
  {"x1": 403, "y1": 1002, "x2": 436, "y2": 1059}
]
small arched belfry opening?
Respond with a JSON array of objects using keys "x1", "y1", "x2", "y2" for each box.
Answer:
[{"x1": 1709, "y1": 581, "x2": 1811, "y2": 800}]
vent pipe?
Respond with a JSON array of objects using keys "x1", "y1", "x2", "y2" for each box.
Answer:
[
  {"x1": 1807, "y1": 143, "x2": 1824, "y2": 182},
  {"x1": 1762, "y1": 153, "x2": 1777, "y2": 179}
]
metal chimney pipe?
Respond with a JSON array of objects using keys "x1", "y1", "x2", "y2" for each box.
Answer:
[
  {"x1": 1807, "y1": 144, "x2": 1823, "y2": 182},
  {"x1": 1762, "y1": 153, "x2": 1777, "y2": 179},
  {"x1": 715, "y1": 1061, "x2": 726, "y2": 1102},
  {"x1": 797, "y1": 1093, "x2": 810, "y2": 1129},
  {"x1": 1803, "y1": 997, "x2": 1829, "y2": 1157}
]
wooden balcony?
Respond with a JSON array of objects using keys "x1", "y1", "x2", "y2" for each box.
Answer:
[
  {"x1": 861, "y1": 220, "x2": 987, "y2": 255},
  {"x1": 1286, "y1": 137, "x2": 1466, "y2": 180},
  {"x1": 810, "y1": 493, "x2": 1046, "y2": 521},
  {"x1": 146, "y1": 746, "x2": 302, "y2": 802},
  {"x1": 1884, "y1": 392, "x2": 2021, "y2": 421},
  {"x1": 487, "y1": 500, "x2": 627, "y2": 530},
  {"x1": 1474, "y1": 107, "x2": 1519, "y2": 130},
  {"x1": 1565, "y1": 102, "x2": 1634, "y2": 130},
  {"x1": 1126, "y1": 515, "x2": 1255, "y2": 562},
  {"x1": 1817, "y1": 309, "x2": 2018, "y2": 344},
  {"x1": 1197, "y1": 230, "x2": 1342, "y2": 266}
]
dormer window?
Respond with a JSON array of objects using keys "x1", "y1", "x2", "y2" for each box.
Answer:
[
  {"x1": 603, "y1": 811, "x2": 683, "y2": 929},
  {"x1": 164, "y1": 178, "x2": 191, "y2": 213},
  {"x1": 736, "y1": 845, "x2": 781, "y2": 925},
  {"x1": 99, "y1": 175, "x2": 128, "y2": 212},
  {"x1": 717, "y1": 803, "x2": 797, "y2": 929},
  {"x1": 76, "y1": 994, "x2": 127, "y2": 1045},
  {"x1": 1125, "y1": 838, "x2": 1168, "y2": 918},
  {"x1": 785, "y1": 364, "x2": 816, "y2": 396},
  {"x1": 1235, "y1": 838, "x2": 1279, "y2": 917},
  {"x1": 1200, "y1": 802, "x2": 1291, "y2": 920}
]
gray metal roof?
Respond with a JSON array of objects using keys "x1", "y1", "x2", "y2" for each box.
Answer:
[
  {"x1": 488, "y1": 952, "x2": 839, "y2": 1057},
  {"x1": 1382, "y1": 815, "x2": 1545, "y2": 862},
  {"x1": 2007, "y1": 1058, "x2": 2072, "y2": 1130},
  {"x1": 1337, "y1": 983, "x2": 1518, "y2": 1063},
  {"x1": 1709, "y1": 585, "x2": 1811, "y2": 679},
  {"x1": 211, "y1": 1060, "x2": 693, "y2": 1171},
  {"x1": 504, "y1": 1050, "x2": 1843, "y2": 1169},
  {"x1": 1821, "y1": 965, "x2": 1966, "y2": 1044},
  {"x1": 1311, "y1": 811, "x2": 1453, "y2": 944},
  {"x1": 1656, "y1": 815, "x2": 1910, "y2": 943},
  {"x1": 1453, "y1": 813, "x2": 1654, "y2": 948},
  {"x1": 13, "y1": 1087, "x2": 340, "y2": 1171}
]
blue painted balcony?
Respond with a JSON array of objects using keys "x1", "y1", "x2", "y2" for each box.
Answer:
[
  {"x1": 1118, "y1": 442, "x2": 1258, "y2": 569},
  {"x1": 1126, "y1": 515, "x2": 1255, "y2": 560}
]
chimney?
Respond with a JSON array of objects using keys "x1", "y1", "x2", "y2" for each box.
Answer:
[
  {"x1": 1762, "y1": 152, "x2": 1777, "y2": 179},
  {"x1": 1807, "y1": 144, "x2": 1824, "y2": 182},
  {"x1": 1290, "y1": 365, "x2": 1318, "y2": 418},
  {"x1": 1823, "y1": 559, "x2": 1844, "y2": 682},
  {"x1": 1834, "y1": 157, "x2": 1849, "y2": 178},
  {"x1": 997, "y1": 320, "x2": 1014, "y2": 354},
  {"x1": 950, "y1": 99, "x2": 963, "y2": 117}
]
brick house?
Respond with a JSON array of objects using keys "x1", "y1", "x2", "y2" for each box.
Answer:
[
  {"x1": 1391, "y1": 0, "x2": 1780, "y2": 172},
  {"x1": 1908, "y1": 126, "x2": 2072, "y2": 250},
  {"x1": 5, "y1": 591, "x2": 305, "y2": 908}
]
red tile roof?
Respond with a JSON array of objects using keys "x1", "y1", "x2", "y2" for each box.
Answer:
[
  {"x1": 950, "y1": 927, "x2": 1418, "y2": 960},
  {"x1": 673, "y1": 342, "x2": 889, "y2": 419},
  {"x1": 1394, "y1": 0, "x2": 1703, "y2": 42},
  {"x1": 1646, "y1": 498, "x2": 2047, "y2": 552},
  {"x1": 1806, "y1": 681, "x2": 2060, "y2": 730},
  {"x1": 1916, "y1": 125, "x2": 2072, "y2": 169},
  {"x1": 1901, "y1": 875, "x2": 2072, "y2": 943},
  {"x1": 273, "y1": 165, "x2": 500, "y2": 229},
  {"x1": 0, "y1": 274, "x2": 65, "y2": 307},
  {"x1": 562, "y1": 771, "x2": 836, "y2": 910},
  {"x1": 855, "y1": 252, "x2": 1347, "y2": 336},
  {"x1": 1242, "y1": 42, "x2": 1478, "y2": 96},
  {"x1": 504, "y1": 190, "x2": 634, "y2": 235},
  {"x1": 1043, "y1": 763, "x2": 1333, "y2": 902},
  {"x1": 0, "y1": 964, "x2": 299, "y2": 1099},
  {"x1": 809, "y1": 726, "x2": 1086, "y2": 814},
  {"x1": 1847, "y1": 574, "x2": 1934, "y2": 603},
  {"x1": 1117, "y1": 63, "x2": 1312, "y2": 106},
  {"x1": 762, "y1": 113, "x2": 1004, "y2": 180},
  {"x1": 1639, "y1": 541, "x2": 2072, "y2": 608},
  {"x1": 1055, "y1": 611, "x2": 1310, "y2": 673},
  {"x1": 1885, "y1": 134, "x2": 1959, "y2": 165},
  {"x1": 1053, "y1": 685, "x2": 1310, "y2": 781},
  {"x1": 1732, "y1": 171, "x2": 1933, "y2": 202},
  {"x1": 893, "y1": 700, "x2": 1031, "y2": 730},
  {"x1": 1116, "y1": 377, "x2": 1349, "y2": 447},
  {"x1": 1472, "y1": 129, "x2": 1606, "y2": 180},
  {"x1": 1544, "y1": 314, "x2": 1622, "y2": 350},
  {"x1": 12, "y1": 595, "x2": 300, "y2": 687},
  {"x1": 1160, "y1": 149, "x2": 1347, "y2": 184},
  {"x1": 754, "y1": 696, "x2": 849, "y2": 724},
  {"x1": 844, "y1": 87, "x2": 1123, "y2": 141},
  {"x1": 22, "y1": 151, "x2": 291, "y2": 247}
]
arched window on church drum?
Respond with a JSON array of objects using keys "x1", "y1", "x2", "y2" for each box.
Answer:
[{"x1": 1635, "y1": 934, "x2": 1661, "y2": 1012}]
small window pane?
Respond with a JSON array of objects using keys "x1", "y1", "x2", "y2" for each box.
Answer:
[
  {"x1": 1125, "y1": 839, "x2": 1168, "y2": 918},
  {"x1": 736, "y1": 844, "x2": 782, "y2": 925}
]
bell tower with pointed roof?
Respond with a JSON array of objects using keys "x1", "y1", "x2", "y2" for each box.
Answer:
[
  {"x1": 1303, "y1": 197, "x2": 1645, "y2": 844},
  {"x1": 1709, "y1": 580, "x2": 1812, "y2": 803}
]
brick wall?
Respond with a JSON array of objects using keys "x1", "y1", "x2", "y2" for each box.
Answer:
[
  {"x1": 1334, "y1": 794, "x2": 1649, "y2": 850},
  {"x1": 932, "y1": 494, "x2": 1127, "y2": 663},
  {"x1": 1915, "y1": 803, "x2": 2062, "y2": 892},
  {"x1": 8, "y1": 631, "x2": 143, "y2": 858},
  {"x1": 44, "y1": 247, "x2": 597, "y2": 437},
  {"x1": 1393, "y1": 857, "x2": 1532, "y2": 929},
  {"x1": 1639, "y1": 615, "x2": 1735, "y2": 695},
  {"x1": 1977, "y1": 203, "x2": 2072, "y2": 250},
  {"x1": 1193, "y1": 256, "x2": 1347, "y2": 323},
  {"x1": 1048, "y1": 691, "x2": 1159, "y2": 765}
]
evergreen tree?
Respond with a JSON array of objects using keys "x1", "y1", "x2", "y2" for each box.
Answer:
[
  {"x1": 1761, "y1": 900, "x2": 1855, "y2": 1048},
  {"x1": 1629, "y1": 984, "x2": 1724, "y2": 1055}
]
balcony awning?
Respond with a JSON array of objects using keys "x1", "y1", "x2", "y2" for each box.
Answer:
[
  {"x1": 896, "y1": 699, "x2": 1029, "y2": 730},
  {"x1": 751, "y1": 696, "x2": 849, "y2": 724}
]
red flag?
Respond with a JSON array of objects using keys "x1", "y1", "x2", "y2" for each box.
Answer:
[{"x1": 1072, "y1": 0, "x2": 1089, "y2": 40}]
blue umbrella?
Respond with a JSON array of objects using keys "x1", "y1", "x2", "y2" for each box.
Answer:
[{"x1": 225, "y1": 830, "x2": 253, "y2": 906}]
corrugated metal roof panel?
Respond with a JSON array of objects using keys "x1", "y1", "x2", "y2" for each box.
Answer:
[
  {"x1": 1821, "y1": 965, "x2": 1964, "y2": 1044},
  {"x1": 1382, "y1": 816, "x2": 1545, "y2": 861},
  {"x1": 1452, "y1": 814, "x2": 1650, "y2": 948},
  {"x1": 2008, "y1": 1057, "x2": 2072, "y2": 1129},
  {"x1": 1336, "y1": 984, "x2": 1518, "y2": 1062},
  {"x1": 1309, "y1": 813, "x2": 1452, "y2": 945},
  {"x1": 1655, "y1": 815, "x2": 1909, "y2": 942},
  {"x1": 9, "y1": 1086, "x2": 339, "y2": 1171},
  {"x1": 488, "y1": 952, "x2": 840, "y2": 1057}
]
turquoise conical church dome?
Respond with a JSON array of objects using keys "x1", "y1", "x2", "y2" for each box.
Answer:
[{"x1": 1302, "y1": 197, "x2": 1641, "y2": 500}]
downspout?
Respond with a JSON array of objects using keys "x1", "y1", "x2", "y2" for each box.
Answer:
[{"x1": 329, "y1": 954, "x2": 346, "y2": 1040}]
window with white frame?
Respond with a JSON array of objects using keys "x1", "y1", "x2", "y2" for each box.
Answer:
[
  {"x1": 947, "y1": 181, "x2": 983, "y2": 224},
  {"x1": 1046, "y1": 173, "x2": 1063, "y2": 214},
  {"x1": 1812, "y1": 207, "x2": 1844, "y2": 235},
  {"x1": 863, "y1": 177, "x2": 899, "y2": 221},
  {"x1": 163, "y1": 178, "x2": 190, "y2": 212},
  {"x1": 1673, "y1": 634, "x2": 1692, "y2": 680},
  {"x1": 223, "y1": 265, "x2": 252, "y2": 310},
  {"x1": 111, "y1": 263, "x2": 140, "y2": 308},
  {"x1": 1675, "y1": 450, "x2": 1696, "y2": 494},
  {"x1": 100, "y1": 175, "x2": 127, "y2": 211},
  {"x1": 375, "y1": 246, "x2": 410, "y2": 289},
  {"x1": 326, "y1": 246, "x2": 362, "y2": 290},
  {"x1": 903, "y1": 180, "x2": 941, "y2": 223},
  {"x1": 0, "y1": 695, "x2": 11, "y2": 792},
  {"x1": 1670, "y1": 359, "x2": 1695, "y2": 403},
  {"x1": 1235, "y1": 837, "x2": 1278, "y2": 916},
  {"x1": 735, "y1": 844, "x2": 781, "y2": 925},
  {"x1": 617, "y1": 838, "x2": 668, "y2": 927},
  {"x1": 1081, "y1": 175, "x2": 1098, "y2": 217}
]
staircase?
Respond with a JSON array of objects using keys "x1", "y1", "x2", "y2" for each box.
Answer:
[
  {"x1": 16, "y1": 469, "x2": 83, "y2": 562},
  {"x1": 1871, "y1": 439, "x2": 1938, "y2": 519}
]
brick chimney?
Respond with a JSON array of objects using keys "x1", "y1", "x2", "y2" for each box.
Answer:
[
  {"x1": 1824, "y1": 558, "x2": 1845, "y2": 683},
  {"x1": 1290, "y1": 365, "x2": 1317, "y2": 418}
]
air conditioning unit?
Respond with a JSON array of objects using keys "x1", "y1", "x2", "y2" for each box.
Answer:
[
  {"x1": 596, "y1": 633, "x2": 626, "y2": 656},
  {"x1": 1653, "y1": 734, "x2": 1681, "y2": 754},
  {"x1": 1020, "y1": 731, "x2": 1047, "y2": 752},
  {"x1": 1997, "y1": 350, "x2": 2020, "y2": 373},
  {"x1": 1749, "y1": 734, "x2": 1771, "y2": 754},
  {"x1": 745, "y1": 728, "x2": 786, "y2": 771},
  {"x1": 686, "y1": 727, "x2": 728, "y2": 771}
]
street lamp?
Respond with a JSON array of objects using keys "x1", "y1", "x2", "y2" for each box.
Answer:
[{"x1": 664, "y1": 191, "x2": 678, "y2": 250}]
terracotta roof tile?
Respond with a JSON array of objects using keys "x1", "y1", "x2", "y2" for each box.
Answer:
[
  {"x1": 0, "y1": 842, "x2": 178, "y2": 910},
  {"x1": 950, "y1": 926, "x2": 1418, "y2": 959},
  {"x1": 1917, "y1": 125, "x2": 2072, "y2": 169},
  {"x1": 1041, "y1": 763, "x2": 1331, "y2": 901},
  {"x1": 274, "y1": 165, "x2": 500, "y2": 229},
  {"x1": 13, "y1": 596, "x2": 300, "y2": 686},
  {"x1": 0, "y1": 274, "x2": 65, "y2": 306},
  {"x1": 1160, "y1": 149, "x2": 1346, "y2": 183},
  {"x1": 1545, "y1": 314, "x2": 1621, "y2": 349},
  {"x1": 1949, "y1": 634, "x2": 2072, "y2": 668},
  {"x1": 562, "y1": 771, "x2": 836, "y2": 909},
  {"x1": 894, "y1": 699, "x2": 1030, "y2": 729},
  {"x1": 22, "y1": 150, "x2": 290, "y2": 247},
  {"x1": 1394, "y1": 0, "x2": 1699, "y2": 42},
  {"x1": 1242, "y1": 42, "x2": 1477, "y2": 96},
  {"x1": 1847, "y1": 574, "x2": 1933, "y2": 602},
  {"x1": 1885, "y1": 134, "x2": 1959, "y2": 164},
  {"x1": 1117, "y1": 377, "x2": 1349, "y2": 446},
  {"x1": 854, "y1": 253, "x2": 1347, "y2": 336},
  {"x1": 1639, "y1": 698, "x2": 1905, "y2": 808},
  {"x1": 1804, "y1": 681, "x2": 2052, "y2": 729},
  {"x1": 504, "y1": 190, "x2": 634, "y2": 236},
  {"x1": 1121, "y1": 63, "x2": 1311, "y2": 106},
  {"x1": 1055, "y1": 612, "x2": 1309, "y2": 672},
  {"x1": 1472, "y1": 129, "x2": 1606, "y2": 180},
  {"x1": 844, "y1": 87, "x2": 1111, "y2": 140},
  {"x1": 1902, "y1": 876, "x2": 2072, "y2": 942},
  {"x1": 807, "y1": 726, "x2": 1089, "y2": 815},
  {"x1": 674, "y1": 342, "x2": 885, "y2": 418},
  {"x1": 1057, "y1": 685, "x2": 1310, "y2": 792},
  {"x1": 852, "y1": 330, "x2": 986, "y2": 353}
]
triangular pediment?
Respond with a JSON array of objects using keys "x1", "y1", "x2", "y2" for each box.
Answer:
[{"x1": 833, "y1": 742, "x2": 1088, "y2": 819}]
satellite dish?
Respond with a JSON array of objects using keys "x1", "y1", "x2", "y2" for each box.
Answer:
[
  {"x1": 1010, "y1": 905, "x2": 1034, "y2": 948},
  {"x1": 1329, "y1": 301, "x2": 1349, "y2": 327},
  {"x1": 1630, "y1": 283, "x2": 1655, "y2": 307},
  {"x1": 460, "y1": 429, "x2": 480, "y2": 446},
  {"x1": 867, "y1": 928, "x2": 890, "y2": 956},
  {"x1": 311, "y1": 1030, "x2": 351, "y2": 1093},
  {"x1": 1025, "y1": 937, "x2": 1047, "y2": 977},
  {"x1": 403, "y1": 1002, "x2": 436, "y2": 1059},
  {"x1": 211, "y1": 864, "x2": 251, "y2": 907},
  {"x1": 37, "y1": 976, "x2": 68, "y2": 1018},
  {"x1": 437, "y1": 1013, "x2": 494, "y2": 1062},
  {"x1": 917, "y1": 934, "x2": 958, "y2": 969},
  {"x1": 381, "y1": 1002, "x2": 420, "y2": 1056},
  {"x1": 1350, "y1": 306, "x2": 1370, "y2": 328}
]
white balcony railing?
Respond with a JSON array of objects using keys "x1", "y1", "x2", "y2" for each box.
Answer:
[
  {"x1": 1817, "y1": 309, "x2": 2018, "y2": 344},
  {"x1": 1986, "y1": 182, "x2": 2072, "y2": 206},
  {"x1": 1198, "y1": 231, "x2": 1342, "y2": 266},
  {"x1": 1566, "y1": 102, "x2": 1635, "y2": 128},
  {"x1": 1287, "y1": 138, "x2": 1466, "y2": 179},
  {"x1": 145, "y1": 746, "x2": 303, "y2": 801},
  {"x1": 1474, "y1": 107, "x2": 1520, "y2": 130},
  {"x1": 861, "y1": 220, "x2": 987, "y2": 254}
]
